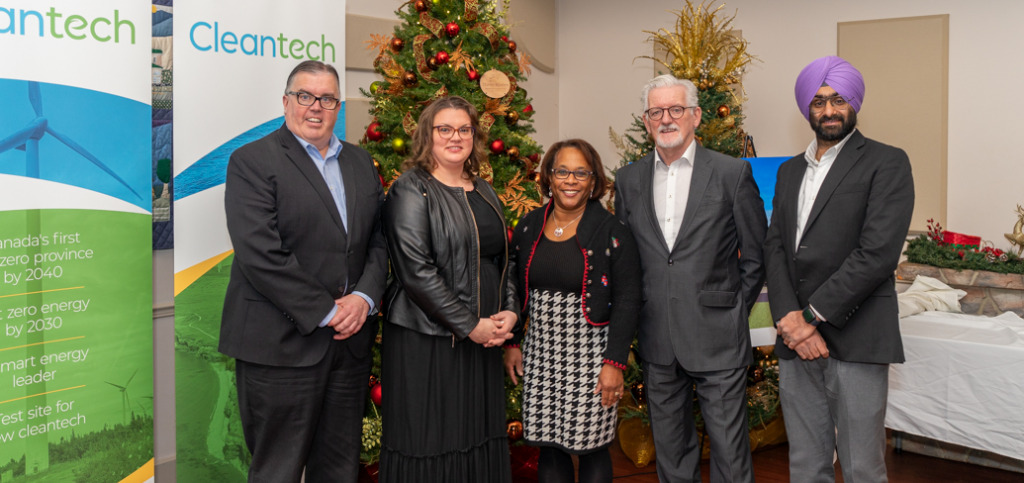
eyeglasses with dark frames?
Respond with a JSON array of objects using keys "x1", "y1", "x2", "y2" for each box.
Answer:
[
  {"x1": 551, "y1": 168, "x2": 594, "y2": 181},
  {"x1": 433, "y1": 125, "x2": 475, "y2": 139},
  {"x1": 287, "y1": 91, "x2": 340, "y2": 110},
  {"x1": 644, "y1": 105, "x2": 694, "y2": 121}
]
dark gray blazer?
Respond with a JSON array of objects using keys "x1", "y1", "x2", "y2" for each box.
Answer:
[
  {"x1": 219, "y1": 124, "x2": 388, "y2": 367},
  {"x1": 615, "y1": 145, "x2": 767, "y2": 371},
  {"x1": 764, "y1": 130, "x2": 914, "y2": 363}
]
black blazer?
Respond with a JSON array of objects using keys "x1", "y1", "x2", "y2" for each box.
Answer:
[
  {"x1": 509, "y1": 199, "x2": 642, "y2": 366},
  {"x1": 219, "y1": 124, "x2": 388, "y2": 367},
  {"x1": 764, "y1": 130, "x2": 914, "y2": 363}
]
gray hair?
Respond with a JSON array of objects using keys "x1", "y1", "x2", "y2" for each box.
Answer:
[{"x1": 640, "y1": 74, "x2": 698, "y2": 114}]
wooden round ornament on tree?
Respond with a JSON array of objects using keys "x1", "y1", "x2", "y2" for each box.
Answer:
[{"x1": 479, "y1": 69, "x2": 512, "y2": 99}]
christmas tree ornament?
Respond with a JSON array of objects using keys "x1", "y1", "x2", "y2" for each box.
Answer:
[
  {"x1": 392, "y1": 137, "x2": 407, "y2": 153},
  {"x1": 490, "y1": 139, "x2": 505, "y2": 154},
  {"x1": 373, "y1": 159, "x2": 381, "y2": 170},
  {"x1": 368, "y1": 374, "x2": 379, "y2": 387},
  {"x1": 528, "y1": 153, "x2": 540, "y2": 164},
  {"x1": 527, "y1": 171, "x2": 540, "y2": 183},
  {"x1": 506, "y1": 145, "x2": 520, "y2": 160},
  {"x1": 717, "y1": 105, "x2": 730, "y2": 118},
  {"x1": 480, "y1": 69, "x2": 512, "y2": 98},
  {"x1": 390, "y1": 37, "x2": 405, "y2": 52},
  {"x1": 507, "y1": 420, "x2": 524, "y2": 441},
  {"x1": 506, "y1": 110, "x2": 519, "y2": 124},
  {"x1": 435, "y1": 50, "x2": 449, "y2": 64},
  {"x1": 466, "y1": 69, "x2": 480, "y2": 81},
  {"x1": 370, "y1": 383, "x2": 382, "y2": 406},
  {"x1": 522, "y1": 104, "x2": 534, "y2": 114},
  {"x1": 501, "y1": 35, "x2": 509, "y2": 42},
  {"x1": 413, "y1": 0, "x2": 428, "y2": 13},
  {"x1": 507, "y1": 40, "x2": 517, "y2": 53},
  {"x1": 402, "y1": 70, "x2": 418, "y2": 86},
  {"x1": 445, "y1": 22, "x2": 460, "y2": 37},
  {"x1": 366, "y1": 122, "x2": 384, "y2": 142},
  {"x1": 427, "y1": 56, "x2": 439, "y2": 70},
  {"x1": 370, "y1": 81, "x2": 383, "y2": 94}
]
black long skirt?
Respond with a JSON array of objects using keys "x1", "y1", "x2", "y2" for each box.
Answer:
[{"x1": 379, "y1": 321, "x2": 511, "y2": 483}]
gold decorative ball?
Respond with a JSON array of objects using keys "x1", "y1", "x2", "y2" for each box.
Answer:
[{"x1": 717, "y1": 105, "x2": 730, "y2": 118}]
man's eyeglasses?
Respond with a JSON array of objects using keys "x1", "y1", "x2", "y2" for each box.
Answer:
[
  {"x1": 645, "y1": 105, "x2": 694, "y2": 121},
  {"x1": 287, "y1": 91, "x2": 340, "y2": 110},
  {"x1": 809, "y1": 95, "x2": 849, "y2": 112},
  {"x1": 551, "y1": 168, "x2": 594, "y2": 181},
  {"x1": 434, "y1": 125, "x2": 475, "y2": 139}
]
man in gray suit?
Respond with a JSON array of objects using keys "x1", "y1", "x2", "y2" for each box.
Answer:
[
  {"x1": 220, "y1": 60, "x2": 387, "y2": 482},
  {"x1": 615, "y1": 74, "x2": 767, "y2": 483},
  {"x1": 765, "y1": 56, "x2": 914, "y2": 482}
]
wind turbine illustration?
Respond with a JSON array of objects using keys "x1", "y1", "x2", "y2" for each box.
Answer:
[
  {"x1": 0, "y1": 80, "x2": 143, "y2": 201},
  {"x1": 106, "y1": 369, "x2": 139, "y2": 425}
]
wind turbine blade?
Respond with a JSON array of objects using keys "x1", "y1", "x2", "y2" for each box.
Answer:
[
  {"x1": 0, "y1": 120, "x2": 45, "y2": 154},
  {"x1": 105, "y1": 381, "x2": 127, "y2": 390},
  {"x1": 46, "y1": 126, "x2": 144, "y2": 201},
  {"x1": 28, "y1": 82, "x2": 43, "y2": 116},
  {"x1": 125, "y1": 369, "x2": 138, "y2": 386}
]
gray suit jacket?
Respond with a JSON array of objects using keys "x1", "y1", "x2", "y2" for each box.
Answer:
[
  {"x1": 764, "y1": 130, "x2": 914, "y2": 363},
  {"x1": 615, "y1": 145, "x2": 767, "y2": 370},
  {"x1": 219, "y1": 124, "x2": 388, "y2": 367}
]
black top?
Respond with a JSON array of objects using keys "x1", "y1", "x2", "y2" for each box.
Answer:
[
  {"x1": 468, "y1": 189, "x2": 503, "y2": 315},
  {"x1": 528, "y1": 236, "x2": 584, "y2": 293}
]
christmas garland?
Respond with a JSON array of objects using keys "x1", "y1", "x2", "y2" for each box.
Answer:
[{"x1": 905, "y1": 219, "x2": 1024, "y2": 274}]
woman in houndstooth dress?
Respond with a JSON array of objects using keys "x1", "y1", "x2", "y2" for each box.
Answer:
[{"x1": 505, "y1": 139, "x2": 642, "y2": 483}]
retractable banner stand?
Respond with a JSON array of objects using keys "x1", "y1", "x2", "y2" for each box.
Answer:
[
  {"x1": 0, "y1": 2, "x2": 154, "y2": 481},
  {"x1": 172, "y1": 1, "x2": 346, "y2": 479}
]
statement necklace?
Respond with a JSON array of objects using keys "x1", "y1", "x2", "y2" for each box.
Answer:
[{"x1": 552, "y1": 211, "x2": 584, "y2": 237}]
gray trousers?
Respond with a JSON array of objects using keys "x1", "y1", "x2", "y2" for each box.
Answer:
[
  {"x1": 779, "y1": 356, "x2": 890, "y2": 483},
  {"x1": 644, "y1": 360, "x2": 754, "y2": 483}
]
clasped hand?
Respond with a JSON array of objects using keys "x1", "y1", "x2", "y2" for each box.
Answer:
[
  {"x1": 327, "y1": 294, "x2": 370, "y2": 340},
  {"x1": 469, "y1": 310, "x2": 517, "y2": 348},
  {"x1": 776, "y1": 310, "x2": 829, "y2": 360}
]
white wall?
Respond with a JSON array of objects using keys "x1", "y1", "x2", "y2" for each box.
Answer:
[{"x1": 559, "y1": 0, "x2": 1024, "y2": 249}]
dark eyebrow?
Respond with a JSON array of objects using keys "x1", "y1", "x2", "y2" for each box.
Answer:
[{"x1": 812, "y1": 94, "x2": 843, "y2": 99}]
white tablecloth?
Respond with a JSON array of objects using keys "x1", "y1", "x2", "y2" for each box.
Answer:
[{"x1": 886, "y1": 311, "x2": 1024, "y2": 460}]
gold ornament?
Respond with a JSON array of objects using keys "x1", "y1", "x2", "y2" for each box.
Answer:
[
  {"x1": 402, "y1": 70, "x2": 417, "y2": 86},
  {"x1": 506, "y1": 110, "x2": 519, "y2": 124},
  {"x1": 717, "y1": 105, "x2": 730, "y2": 118},
  {"x1": 1005, "y1": 204, "x2": 1024, "y2": 256},
  {"x1": 392, "y1": 137, "x2": 406, "y2": 153},
  {"x1": 505, "y1": 146, "x2": 520, "y2": 160},
  {"x1": 618, "y1": 418, "x2": 656, "y2": 468}
]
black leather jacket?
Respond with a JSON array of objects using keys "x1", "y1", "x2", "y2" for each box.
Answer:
[{"x1": 382, "y1": 167, "x2": 518, "y2": 340}]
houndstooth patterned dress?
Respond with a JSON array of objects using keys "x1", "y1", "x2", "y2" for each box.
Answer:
[{"x1": 522, "y1": 288, "x2": 618, "y2": 453}]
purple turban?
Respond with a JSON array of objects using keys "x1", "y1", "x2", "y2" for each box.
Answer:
[{"x1": 794, "y1": 56, "x2": 865, "y2": 120}]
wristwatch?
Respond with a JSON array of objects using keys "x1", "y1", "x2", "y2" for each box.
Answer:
[{"x1": 802, "y1": 307, "x2": 821, "y2": 327}]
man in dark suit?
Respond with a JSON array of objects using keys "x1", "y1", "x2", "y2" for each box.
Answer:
[
  {"x1": 219, "y1": 60, "x2": 387, "y2": 482},
  {"x1": 615, "y1": 74, "x2": 767, "y2": 483},
  {"x1": 765, "y1": 56, "x2": 914, "y2": 482}
]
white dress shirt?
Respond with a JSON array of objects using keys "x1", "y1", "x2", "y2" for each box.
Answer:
[
  {"x1": 652, "y1": 141, "x2": 697, "y2": 247},
  {"x1": 795, "y1": 129, "x2": 857, "y2": 250}
]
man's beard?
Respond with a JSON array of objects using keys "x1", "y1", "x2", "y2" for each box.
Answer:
[{"x1": 811, "y1": 109, "x2": 857, "y2": 142}]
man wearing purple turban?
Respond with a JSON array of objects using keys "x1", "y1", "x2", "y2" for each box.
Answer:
[{"x1": 764, "y1": 56, "x2": 915, "y2": 482}]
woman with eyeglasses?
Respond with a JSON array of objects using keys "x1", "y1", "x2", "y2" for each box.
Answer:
[
  {"x1": 504, "y1": 139, "x2": 642, "y2": 483},
  {"x1": 380, "y1": 96, "x2": 517, "y2": 482}
]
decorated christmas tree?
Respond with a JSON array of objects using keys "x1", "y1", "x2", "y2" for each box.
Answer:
[
  {"x1": 611, "y1": 0, "x2": 757, "y2": 168},
  {"x1": 360, "y1": 0, "x2": 542, "y2": 223}
]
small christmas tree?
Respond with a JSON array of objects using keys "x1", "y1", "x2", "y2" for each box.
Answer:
[
  {"x1": 360, "y1": 0, "x2": 542, "y2": 222},
  {"x1": 611, "y1": 0, "x2": 757, "y2": 166}
]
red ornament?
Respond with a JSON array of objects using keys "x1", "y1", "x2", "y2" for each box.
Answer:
[
  {"x1": 507, "y1": 40, "x2": 517, "y2": 53},
  {"x1": 413, "y1": 0, "x2": 429, "y2": 13},
  {"x1": 507, "y1": 227, "x2": 514, "y2": 242},
  {"x1": 522, "y1": 104, "x2": 534, "y2": 114},
  {"x1": 366, "y1": 122, "x2": 384, "y2": 142},
  {"x1": 467, "y1": 69, "x2": 480, "y2": 81},
  {"x1": 490, "y1": 139, "x2": 505, "y2": 154},
  {"x1": 435, "y1": 50, "x2": 449, "y2": 64},
  {"x1": 528, "y1": 153, "x2": 540, "y2": 164},
  {"x1": 370, "y1": 383, "x2": 382, "y2": 406},
  {"x1": 445, "y1": 22, "x2": 460, "y2": 37},
  {"x1": 379, "y1": 174, "x2": 386, "y2": 187},
  {"x1": 501, "y1": 35, "x2": 509, "y2": 42}
]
